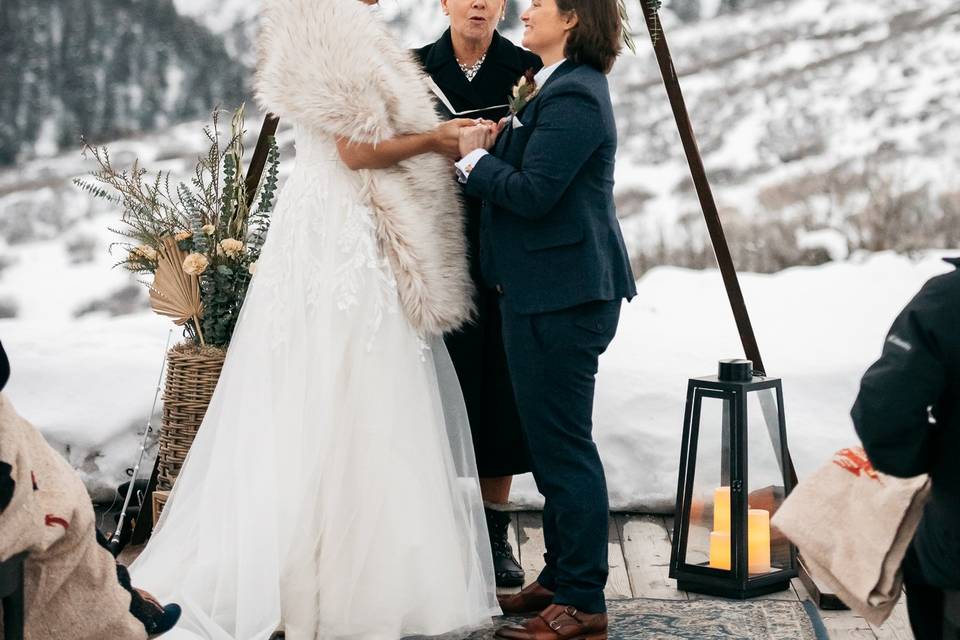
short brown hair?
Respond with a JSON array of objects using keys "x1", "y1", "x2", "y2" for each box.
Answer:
[{"x1": 556, "y1": 0, "x2": 622, "y2": 74}]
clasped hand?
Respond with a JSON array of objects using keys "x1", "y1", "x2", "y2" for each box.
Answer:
[{"x1": 457, "y1": 119, "x2": 504, "y2": 158}]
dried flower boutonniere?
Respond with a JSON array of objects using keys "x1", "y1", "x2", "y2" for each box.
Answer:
[{"x1": 508, "y1": 68, "x2": 539, "y2": 121}]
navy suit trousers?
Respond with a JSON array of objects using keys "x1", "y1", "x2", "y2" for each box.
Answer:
[{"x1": 499, "y1": 299, "x2": 621, "y2": 613}]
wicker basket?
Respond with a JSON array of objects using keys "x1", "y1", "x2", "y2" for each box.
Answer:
[
  {"x1": 156, "y1": 343, "x2": 226, "y2": 491},
  {"x1": 152, "y1": 490, "x2": 171, "y2": 528}
]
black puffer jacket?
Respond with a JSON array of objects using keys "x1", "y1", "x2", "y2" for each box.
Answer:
[
  {"x1": 852, "y1": 258, "x2": 960, "y2": 588},
  {"x1": 0, "y1": 340, "x2": 8, "y2": 392},
  {"x1": 0, "y1": 340, "x2": 10, "y2": 511}
]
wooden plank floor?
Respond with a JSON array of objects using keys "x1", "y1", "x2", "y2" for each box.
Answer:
[
  {"x1": 500, "y1": 512, "x2": 914, "y2": 640},
  {"x1": 116, "y1": 510, "x2": 913, "y2": 639}
]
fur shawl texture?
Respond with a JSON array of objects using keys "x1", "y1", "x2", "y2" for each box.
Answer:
[{"x1": 255, "y1": 0, "x2": 474, "y2": 336}]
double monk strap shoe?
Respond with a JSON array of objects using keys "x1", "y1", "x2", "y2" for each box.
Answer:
[
  {"x1": 495, "y1": 604, "x2": 608, "y2": 640},
  {"x1": 497, "y1": 581, "x2": 555, "y2": 615}
]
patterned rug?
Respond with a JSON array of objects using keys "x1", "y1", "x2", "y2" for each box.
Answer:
[{"x1": 458, "y1": 598, "x2": 828, "y2": 640}]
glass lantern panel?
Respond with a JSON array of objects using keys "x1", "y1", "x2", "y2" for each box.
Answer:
[
  {"x1": 683, "y1": 393, "x2": 733, "y2": 571},
  {"x1": 745, "y1": 388, "x2": 790, "y2": 575}
]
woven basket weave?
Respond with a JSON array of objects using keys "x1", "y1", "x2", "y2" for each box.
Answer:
[{"x1": 156, "y1": 343, "x2": 226, "y2": 491}]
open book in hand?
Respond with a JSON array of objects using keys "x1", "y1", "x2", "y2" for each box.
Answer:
[{"x1": 426, "y1": 77, "x2": 509, "y2": 120}]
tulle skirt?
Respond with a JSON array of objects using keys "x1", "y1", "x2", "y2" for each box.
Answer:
[{"x1": 129, "y1": 135, "x2": 500, "y2": 639}]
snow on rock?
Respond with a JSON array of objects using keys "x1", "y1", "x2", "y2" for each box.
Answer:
[{"x1": 797, "y1": 228, "x2": 850, "y2": 261}]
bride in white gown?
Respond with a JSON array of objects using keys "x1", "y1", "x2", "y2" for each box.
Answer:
[{"x1": 129, "y1": 0, "x2": 501, "y2": 638}]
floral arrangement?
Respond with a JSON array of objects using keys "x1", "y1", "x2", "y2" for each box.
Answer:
[{"x1": 75, "y1": 105, "x2": 280, "y2": 348}]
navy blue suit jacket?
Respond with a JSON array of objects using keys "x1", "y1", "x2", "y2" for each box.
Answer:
[{"x1": 464, "y1": 60, "x2": 637, "y2": 314}]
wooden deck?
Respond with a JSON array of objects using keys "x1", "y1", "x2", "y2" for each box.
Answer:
[
  {"x1": 498, "y1": 513, "x2": 915, "y2": 640},
  {"x1": 117, "y1": 511, "x2": 916, "y2": 639}
]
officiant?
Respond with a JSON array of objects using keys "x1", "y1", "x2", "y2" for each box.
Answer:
[{"x1": 413, "y1": 0, "x2": 541, "y2": 588}]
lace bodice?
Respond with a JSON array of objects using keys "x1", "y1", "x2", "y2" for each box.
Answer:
[{"x1": 251, "y1": 128, "x2": 403, "y2": 352}]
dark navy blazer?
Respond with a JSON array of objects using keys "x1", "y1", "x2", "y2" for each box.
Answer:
[{"x1": 464, "y1": 60, "x2": 637, "y2": 314}]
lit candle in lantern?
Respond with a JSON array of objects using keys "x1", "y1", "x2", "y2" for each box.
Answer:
[
  {"x1": 748, "y1": 509, "x2": 772, "y2": 574},
  {"x1": 709, "y1": 531, "x2": 731, "y2": 570},
  {"x1": 713, "y1": 486, "x2": 731, "y2": 534}
]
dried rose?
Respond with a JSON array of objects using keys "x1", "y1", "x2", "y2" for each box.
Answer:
[
  {"x1": 182, "y1": 253, "x2": 209, "y2": 276},
  {"x1": 219, "y1": 238, "x2": 245, "y2": 258}
]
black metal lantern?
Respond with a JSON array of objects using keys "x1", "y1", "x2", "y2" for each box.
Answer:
[{"x1": 669, "y1": 359, "x2": 797, "y2": 599}]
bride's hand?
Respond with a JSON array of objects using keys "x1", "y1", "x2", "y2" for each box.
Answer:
[{"x1": 432, "y1": 119, "x2": 477, "y2": 160}]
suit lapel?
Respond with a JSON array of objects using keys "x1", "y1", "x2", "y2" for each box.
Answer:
[
  {"x1": 526, "y1": 60, "x2": 576, "y2": 110},
  {"x1": 495, "y1": 61, "x2": 577, "y2": 154}
]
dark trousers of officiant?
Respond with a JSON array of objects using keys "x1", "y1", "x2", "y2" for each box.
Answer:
[{"x1": 500, "y1": 299, "x2": 622, "y2": 614}]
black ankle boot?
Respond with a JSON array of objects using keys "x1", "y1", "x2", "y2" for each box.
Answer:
[
  {"x1": 485, "y1": 507, "x2": 524, "y2": 588},
  {"x1": 129, "y1": 586, "x2": 182, "y2": 637}
]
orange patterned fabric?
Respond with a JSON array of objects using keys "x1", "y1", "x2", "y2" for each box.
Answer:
[{"x1": 832, "y1": 447, "x2": 879, "y2": 480}]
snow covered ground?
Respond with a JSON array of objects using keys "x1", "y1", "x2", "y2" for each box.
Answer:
[{"x1": 1, "y1": 251, "x2": 952, "y2": 509}]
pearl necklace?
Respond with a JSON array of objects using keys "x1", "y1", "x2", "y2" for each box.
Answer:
[{"x1": 457, "y1": 53, "x2": 487, "y2": 82}]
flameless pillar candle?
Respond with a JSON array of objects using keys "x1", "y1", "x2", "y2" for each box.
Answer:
[
  {"x1": 708, "y1": 487, "x2": 772, "y2": 574},
  {"x1": 713, "y1": 486, "x2": 731, "y2": 533},
  {"x1": 748, "y1": 509, "x2": 772, "y2": 574},
  {"x1": 709, "y1": 531, "x2": 731, "y2": 570}
]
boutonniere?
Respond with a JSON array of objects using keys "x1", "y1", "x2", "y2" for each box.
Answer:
[{"x1": 508, "y1": 68, "x2": 539, "y2": 124}]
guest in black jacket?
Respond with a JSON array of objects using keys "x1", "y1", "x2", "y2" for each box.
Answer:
[
  {"x1": 0, "y1": 341, "x2": 8, "y2": 393},
  {"x1": 0, "y1": 341, "x2": 10, "y2": 511},
  {"x1": 413, "y1": 0, "x2": 541, "y2": 588},
  {"x1": 852, "y1": 257, "x2": 960, "y2": 640}
]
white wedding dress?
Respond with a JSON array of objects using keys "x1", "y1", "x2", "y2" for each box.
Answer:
[{"x1": 129, "y1": 129, "x2": 500, "y2": 640}]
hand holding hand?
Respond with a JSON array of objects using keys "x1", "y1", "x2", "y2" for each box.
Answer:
[
  {"x1": 458, "y1": 123, "x2": 496, "y2": 158},
  {"x1": 432, "y1": 119, "x2": 477, "y2": 160}
]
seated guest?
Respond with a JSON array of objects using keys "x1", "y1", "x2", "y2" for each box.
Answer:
[
  {"x1": 852, "y1": 258, "x2": 960, "y2": 640},
  {"x1": 0, "y1": 340, "x2": 178, "y2": 638}
]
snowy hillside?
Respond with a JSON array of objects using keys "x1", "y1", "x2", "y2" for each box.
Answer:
[
  {"x1": 611, "y1": 0, "x2": 960, "y2": 268},
  {"x1": 172, "y1": 0, "x2": 960, "y2": 267},
  {"x1": 0, "y1": 0, "x2": 246, "y2": 166}
]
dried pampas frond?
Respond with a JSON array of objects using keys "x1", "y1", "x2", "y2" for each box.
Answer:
[{"x1": 149, "y1": 237, "x2": 206, "y2": 345}]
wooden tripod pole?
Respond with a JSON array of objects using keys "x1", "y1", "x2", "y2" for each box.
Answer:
[
  {"x1": 245, "y1": 113, "x2": 281, "y2": 209},
  {"x1": 633, "y1": 5, "x2": 845, "y2": 605},
  {"x1": 637, "y1": 3, "x2": 766, "y2": 376}
]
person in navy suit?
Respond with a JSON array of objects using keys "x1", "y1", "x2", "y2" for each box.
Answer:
[{"x1": 456, "y1": 0, "x2": 636, "y2": 637}]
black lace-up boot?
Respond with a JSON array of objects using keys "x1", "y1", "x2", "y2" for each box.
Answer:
[{"x1": 486, "y1": 507, "x2": 524, "y2": 588}]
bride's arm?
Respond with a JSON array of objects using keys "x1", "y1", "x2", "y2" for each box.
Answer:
[{"x1": 337, "y1": 119, "x2": 476, "y2": 170}]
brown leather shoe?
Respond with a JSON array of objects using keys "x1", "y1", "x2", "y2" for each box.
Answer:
[
  {"x1": 495, "y1": 604, "x2": 608, "y2": 640},
  {"x1": 497, "y1": 581, "x2": 555, "y2": 615}
]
